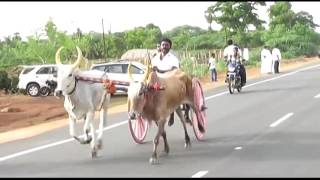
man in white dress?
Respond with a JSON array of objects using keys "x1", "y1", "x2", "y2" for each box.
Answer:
[
  {"x1": 151, "y1": 38, "x2": 180, "y2": 126},
  {"x1": 260, "y1": 46, "x2": 273, "y2": 74}
]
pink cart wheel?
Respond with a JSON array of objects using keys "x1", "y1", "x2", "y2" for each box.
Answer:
[
  {"x1": 128, "y1": 115, "x2": 149, "y2": 144},
  {"x1": 192, "y1": 79, "x2": 207, "y2": 141}
]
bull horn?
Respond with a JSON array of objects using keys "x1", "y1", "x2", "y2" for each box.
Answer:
[
  {"x1": 142, "y1": 59, "x2": 151, "y2": 83},
  {"x1": 127, "y1": 63, "x2": 134, "y2": 82},
  {"x1": 72, "y1": 46, "x2": 83, "y2": 69},
  {"x1": 55, "y1": 47, "x2": 64, "y2": 64}
]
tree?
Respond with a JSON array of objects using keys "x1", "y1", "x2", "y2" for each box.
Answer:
[
  {"x1": 45, "y1": 18, "x2": 58, "y2": 43},
  {"x1": 294, "y1": 11, "x2": 319, "y2": 30},
  {"x1": 124, "y1": 24, "x2": 162, "y2": 50},
  {"x1": 268, "y1": 2, "x2": 296, "y2": 31},
  {"x1": 163, "y1": 25, "x2": 206, "y2": 49},
  {"x1": 205, "y1": 2, "x2": 266, "y2": 45},
  {"x1": 204, "y1": 10, "x2": 213, "y2": 31}
]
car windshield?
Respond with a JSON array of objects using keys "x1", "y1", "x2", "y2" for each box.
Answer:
[{"x1": 21, "y1": 67, "x2": 35, "y2": 74}]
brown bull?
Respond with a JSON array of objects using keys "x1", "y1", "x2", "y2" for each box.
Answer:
[{"x1": 127, "y1": 62, "x2": 204, "y2": 164}]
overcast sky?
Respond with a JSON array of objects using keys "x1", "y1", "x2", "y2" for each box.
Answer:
[{"x1": 1, "y1": 1, "x2": 319, "y2": 41}]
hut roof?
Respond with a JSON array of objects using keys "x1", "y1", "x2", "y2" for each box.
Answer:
[
  {"x1": 121, "y1": 49, "x2": 179, "y2": 64},
  {"x1": 120, "y1": 49, "x2": 157, "y2": 63}
]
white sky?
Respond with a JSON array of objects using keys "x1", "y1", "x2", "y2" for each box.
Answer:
[{"x1": 1, "y1": 1, "x2": 320, "y2": 41}]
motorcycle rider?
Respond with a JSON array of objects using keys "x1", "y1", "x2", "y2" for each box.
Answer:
[{"x1": 223, "y1": 39, "x2": 246, "y2": 86}]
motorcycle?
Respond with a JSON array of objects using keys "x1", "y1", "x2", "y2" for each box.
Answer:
[
  {"x1": 226, "y1": 60, "x2": 242, "y2": 94},
  {"x1": 39, "y1": 80, "x2": 57, "y2": 96}
]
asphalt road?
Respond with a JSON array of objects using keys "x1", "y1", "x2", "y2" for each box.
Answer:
[{"x1": 1, "y1": 63, "x2": 320, "y2": 177}]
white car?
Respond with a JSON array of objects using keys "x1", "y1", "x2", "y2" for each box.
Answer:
[
  {"x1": 90, "y1": 60, "x2": 146, "y2": 94},
  {"x1": 17, "y1": 64, "x2": 58, "y2": 97}
]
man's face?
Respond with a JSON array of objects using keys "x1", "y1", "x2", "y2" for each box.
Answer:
[{"x1": 160, "y1": 41, "x2": 171, "y2": 54}]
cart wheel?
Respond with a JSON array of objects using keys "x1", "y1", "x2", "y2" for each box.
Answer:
[
  {"x1": 128, "y1": 115, "x2": 149, "y2": 144},
  {"x1": 192, "y1": 79, "x2": 207, "y2": 141}
]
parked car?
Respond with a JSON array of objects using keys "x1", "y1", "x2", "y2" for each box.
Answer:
[
  {"x1": 17, "y1": 64, "x2": 58, "y2": 97},
  {"x1": 90, "y1": 60, "x2": 146, "y2": 94}
]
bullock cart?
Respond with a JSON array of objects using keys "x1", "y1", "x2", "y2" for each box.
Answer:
[{"x1": 128, "y1": 75, "x2": 207, "y2": 144}]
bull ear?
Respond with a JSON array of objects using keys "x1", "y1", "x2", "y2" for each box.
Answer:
[
  {"x1": 127, "y1": 63, "x2": 134, "y2": 82},
  {"x1": 72, "y1": 46, "x2": 83, "y2": 70},
  {"x1": 55, "y1": 47, "x2": 64, "y2": 64}
]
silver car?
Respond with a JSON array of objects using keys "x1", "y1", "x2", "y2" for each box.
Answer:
[{"x1": 90, "y1": 60, "x2": 146, "y2": 94}]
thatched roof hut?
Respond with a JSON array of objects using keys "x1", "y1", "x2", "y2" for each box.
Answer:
[
  {"x1": 120, "y1": 49, "x2": 157, "y2": 64},
  {"x1": 121, "y1": 49, "x2": 180, "y2": 64}
]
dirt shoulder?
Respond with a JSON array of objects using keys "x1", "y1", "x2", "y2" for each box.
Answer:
[{"x1": 0, "y1": 57, "x2": 319, "y2": 144}]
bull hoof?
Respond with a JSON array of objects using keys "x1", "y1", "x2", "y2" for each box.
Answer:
[
  {"x1": 201, "y1": 105, "x2": 207, "y2": 111},
  {"x1": 85, "y1": 136, "x2": 93, "y2": 144},
  {"x1": 149, "y1": 157, "x2": 159, "y2": 165},
  {"x1": 97, "y1": 140, "x2": 103, "y2": 150},
  {"x1": 80, "y1": 136, "x2": 92, "y2": 144},
  {"x1": 91, "y1": 150, "x2": 97, "y2": 159},
  {"x1": 168, "y1": 119, "x2": 174, "y2": 127},
  {"x1": 164, "y1": 146, "x2": 170, "y2": 154},
  {"x1": 184, "y1": 142, "x2": 191, "y2": 149}
]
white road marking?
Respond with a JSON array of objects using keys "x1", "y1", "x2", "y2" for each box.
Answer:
[
  {"x1": 0, "y1": 121, "x2": 128, "y2": 162},
  {"x1": 205, "y1": 63, "x2": 320, "y2": 100},
  {"x1": 234, "y1": 146, "x2": 243, "y2": 150},
  {"x1": 1, "y1": 63, "x2": 320, "y2": 162},
  {"x1": 191, "y1": 171, "x2": 208, "y2": 178},
  {"x1": 269, "y1": 113, "x2": 294, "y2": 128},
  {"x1": 314, "y1": 93, "x2": 320, "y2": 99}
]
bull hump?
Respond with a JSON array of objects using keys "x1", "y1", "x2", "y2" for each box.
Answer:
[{"x1": 156, "y1": 70, "x2": 185, "y2": 79}]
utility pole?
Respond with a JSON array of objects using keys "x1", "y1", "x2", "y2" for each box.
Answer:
[{"x1": 102, "y1": 18, "x2": 107, "y2": 61}]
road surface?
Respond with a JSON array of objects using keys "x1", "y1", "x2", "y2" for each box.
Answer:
[{"x1": 0, "y1": 62, "x2": 320, "y2": 177}]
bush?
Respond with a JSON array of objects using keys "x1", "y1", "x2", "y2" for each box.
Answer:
[
  {"x1": 10, "y1": 76, "x2": 19, "y2": 93},
  {"x1": 180, "y1": 57, "x2": 209, "y2": 78},
  {"x1": 0, "y1": 71, "x2": 11, "y2": 93}
]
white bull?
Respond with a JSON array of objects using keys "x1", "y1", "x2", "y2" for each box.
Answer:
[{"x1": 54, "y1": 46, "x2": 111, "y2": 158}]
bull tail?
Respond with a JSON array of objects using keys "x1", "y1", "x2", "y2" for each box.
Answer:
[{"x1": 97, "y1": 90, "x2": 107, "y2": 111}]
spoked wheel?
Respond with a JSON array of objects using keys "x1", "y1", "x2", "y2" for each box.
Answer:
[
  {"x1": 128, "y1": 115, "x2": 149, "y2": 144},
  {"x1": 236, "y1": 77, "x2": 242, "y2": 93},
  {"x1": 228, "y1": 78, "x2": 235, "y2": 94},
  {"x1": 192, "y1": 79, "x2": 207, "y2": 141},
  {"x1": 237, "y1": 86, "x2": 242, "y2": 93}
]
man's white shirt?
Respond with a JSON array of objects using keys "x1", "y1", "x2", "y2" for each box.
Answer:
[
  {"x1": 208, "y1": 57, "x2": 216, "y2": 70},
  {"x1": 272, "y1": 48, "x2": 281, "y2": 62},
  {"x1": 223, "y1": 45, "x2": 242, "y2": 63},
  {"x1": 151, "y1": 51, "x2": 180, "y2": 71}
]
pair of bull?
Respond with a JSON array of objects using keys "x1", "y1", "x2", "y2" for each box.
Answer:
[{"x1": 54, "y1": 47, "x2": 205, "y2": 164}]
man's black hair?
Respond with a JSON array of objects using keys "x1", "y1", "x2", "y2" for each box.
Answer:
[
  {"x1": 160, "y1": 37, "x2": 172, "y2": 48},
  {"x1": 227, "y1": 39, "x2": 233, "y2": 45}
]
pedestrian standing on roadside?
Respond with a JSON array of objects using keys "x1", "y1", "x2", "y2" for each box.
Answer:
[{"x1": 208, "y1": 52, "x2": 217, "y2": 82}]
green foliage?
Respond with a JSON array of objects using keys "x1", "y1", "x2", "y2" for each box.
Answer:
[
  {"x1": 247, "y1": 48, "x2": 262, "y2": 66},
  {"x1": 163, "y1": 25, "x2": 207, "y2": 49},
  {"x1": 1, "y1": 5, "x2": 320, "y2": 94},
  {"x1": 124, "y1": 24, "x2": 162, "y2": 50},
  {"x1": 186, "y1": 31, "x2": 226, "y2": 49},
  {"x1": 215, "y1": 60, "x2": 227, "y2": 73},
  {"x1": 0, "y1": 70, "x2": 11, "y2": 93},
  {"x1": 205, "y1": 1, "x2": 266, "y2": 42},
  {"x1": 269, "y1": 2, "x2": 319, "y2": 31},
  {"x1": 180, "y1": 58, "x2": 209, "y2": 78}
]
